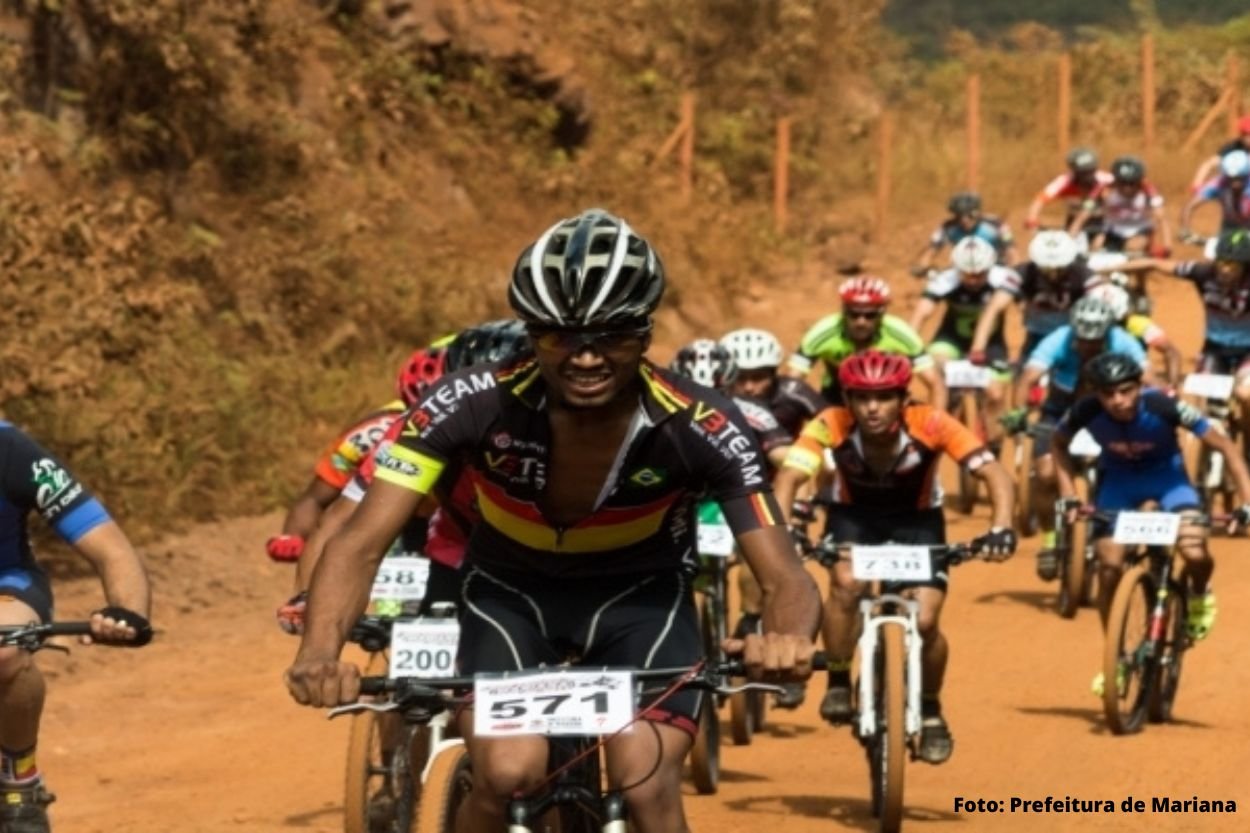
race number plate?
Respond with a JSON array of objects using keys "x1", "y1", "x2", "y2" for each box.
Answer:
[
  {"x1": 697, "y1": 523, "x2": 735, "y2": 557},
  {"x1": 370, "y1": 557, "x2": 431, "y2": 601},
  {"x1": 1113, "y1": 512, "x2": 1181, "y2": 546},
  {"x1": 944, "y1": 360, "x2": 991, "y2": 389},
  {"x1": 475, "y1": 669, "x2": 634, "y2": 737},
  {"x1": 850, "y1": 545, "x2": 933, "y2": 582},
  {"x1": 1069, "y1": 429, "x2": 1102, "y2": 457},
  {"x1": 388, "y1": 618, "x2": 459, "y2": 680},
  {"x1": 1182, "y1": 373, "x2": 1235, "y2": 400}
]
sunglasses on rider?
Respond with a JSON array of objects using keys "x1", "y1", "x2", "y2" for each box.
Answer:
[
  {"x1": 845, "y1": 308, "x2": 883, "y2": 321},
  {"x1": 527, "y1": 325, "x2": 651, "y2": 355}
]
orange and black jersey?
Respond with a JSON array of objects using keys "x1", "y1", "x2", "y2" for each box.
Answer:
[
  {"x1": 372, "y1": 359, "x2": 783, "y2": 578},
  {"x1": 312, "y1": 400, "x2": 407, "y2": 491},
  {"x1": 782, "y1": 404, "x2": 994, "y2": 511}
]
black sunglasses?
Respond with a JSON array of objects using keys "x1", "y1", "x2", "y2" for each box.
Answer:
[{"x1": 528, "y1": 325, "x2": 650, "y2": 354}]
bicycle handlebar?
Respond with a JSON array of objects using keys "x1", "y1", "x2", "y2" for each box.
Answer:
[{"x1": 0, "y1": 621, "x2": 95, "y2": 651}]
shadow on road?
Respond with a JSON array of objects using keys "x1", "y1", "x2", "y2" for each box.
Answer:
[
  {"x1": 972, "y1": 589, "x2": 1058, "y2": 614},
  {"x1": 1017, "y1": 704, "x2": 1214, "y2": 734},
  {"x1": 283, "y1": 804, "x2": 341, "y2": 827},
  {"x1": 724, "y1": 793, "x2": 960, "y2": 829}
]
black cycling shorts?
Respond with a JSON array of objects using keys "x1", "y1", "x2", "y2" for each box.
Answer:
[
  {"x1": 0, "y1": 568, "x2": 53, "y2": 624},
  {"x1": 457, "y1": 565, "x2": 702, "y2": 736},
  {"x1": 823, "y1": 505, "x2": 950, "y2": 592},
  {"x1": 417, "y1": 559, "x2": 464, "y2": 615}
]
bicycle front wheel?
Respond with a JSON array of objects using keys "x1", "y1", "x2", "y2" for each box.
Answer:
[
  {"x1": 1103, "y1": 563, "x2": 1154, "y2": 735},
  {"x1": 1013, "y1": 432, "x2": 1037, "y2": 536},
  {"x1": 1147, "y1": 582, "x2": 1188, "y2": 724},
  {"x1": 689, "y1": 696, "x2": 721, "y2": 795},
  {"x1": 870, "y1": 622, "x2": 907, "y2": 833},
  {"x1": 1058, "y1": 478, "x2": 1090, "y2": 619},
  {"x1": 344, "y1": 652, "x2": 392, "y2": 833},
  {"x1": 414, "y1": 744, "x2": 472, "y2": 833}
]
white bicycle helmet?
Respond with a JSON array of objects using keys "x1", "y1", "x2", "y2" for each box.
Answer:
[
  {"x1": 720, "y1": 328, "x2": 784, "y2": 371},
  {"x1": 1221, "y1": 149, "x2": 1250, "y2": 179},
  {"x1": 951, "y1": 236, "x2": 997, "y2": 274},
  {"x1": 1083, "y1": 283, "x2": 1130, "y2": 321},
  {"x1": 1069, "y1": 296, "x2": 1116, "y2": 340},
  {"x1": 1028, "y1": 230, "x2": 1079, "y2": 270},
  {"x1": 671, "y1": 339, "x2": 738, "y2": 388}
]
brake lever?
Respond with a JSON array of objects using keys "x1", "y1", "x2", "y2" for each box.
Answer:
[{"x1": 328, "y1": 701, "x2": 399, "y2": 720}]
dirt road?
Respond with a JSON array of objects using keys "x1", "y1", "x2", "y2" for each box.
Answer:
[{"x1": 34, "y1": 252, "x2": 1250, "y2": 832}]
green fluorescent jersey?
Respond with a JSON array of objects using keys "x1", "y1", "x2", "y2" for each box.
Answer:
[{"x1": 787, "y1": 313, "x2": 933, "y2": 380}]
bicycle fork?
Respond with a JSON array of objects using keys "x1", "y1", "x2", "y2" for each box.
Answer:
[{"x1": 855, "y1": 595, "x2": 923, "y2": 743}]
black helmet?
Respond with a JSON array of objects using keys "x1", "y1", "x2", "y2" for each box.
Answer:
[
  {"x1": 947, "y1": 192, "x2": 982, "y2": 217},
  {"x1": 1083, "y1": 351, "x2": 1143, "y2": 389},
  {"x1": 1214, "y1": 229, "x2": 1250, "y2": 264},
  {"x1": 1110, "y1": 155, "x2": 1145, "y2": 185},
  {"x1": 443, "y1": 319, "x2": 531, "y2": 372},
  {"x1": 1066, "y1": 147, "x2": 1098, "y2": 175},
  {"x1": 508, "y1": 209, "x2": 665, "y2": 328}
]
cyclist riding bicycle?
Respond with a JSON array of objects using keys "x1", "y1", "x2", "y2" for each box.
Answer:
[
  {"x1": 278, "y1": 320, "x2": 532, "y2": 633},
  {"x1": 1180, "y1": 149, "x2": 1250, "y2": 239},
  {"x1": 718, "y1": 328, "x2": 824, "y2": 707},
  {"x1": 1069, "y1": 155, "x2": 1171, "y2": 257},
  {"x1": 1111, "y1": 229, "x2": 1250, "y2": 446},
  {"x1": 0, "y1": 423, "x2": 152, "y2": 833},
  {"x1": 1024, "y1": 147, "x2": 1113, "y2": 235},
  {"x1": 1006, "y1": 298, "x2": 1152, "y2": 580},
  {"x1": 1050, "y1": 353, "x2": 1250, "y2": 694},
  {"x1": 911, "y1": 236, "x2": 1021, "y2": 452},
  {"x1": 1083, "y1": 281, "x2": 1183, "y2": 386},
  {"x1": 975, "y1": 230, "x2": 1095, "y2": 371},
  {"x1": 912, "y1": 191, "x2": 1016, "y2": 274},
  {"x1": 788, "y1": 276, "x2": 947, "y2": 411},
  {"x1": 265, "y1": 341, "x2": 453, "y2": 564},
  {"x1": 1188, "y1": 114, "x2": 1250, "y2": 194},
  {"x1": 720, "y1": 328, "x2": 824, "y2": 440},
  {"x1": 284, "y1": 209, "x2": 821, "y2": 833},
  {"x1": 771, "y1": 351, "x2": 1016, "y2": 763}
]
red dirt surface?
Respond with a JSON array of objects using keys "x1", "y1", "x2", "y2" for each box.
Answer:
[{"x1": 33, "y1": 251, "x2": 1250, "y2": 832}]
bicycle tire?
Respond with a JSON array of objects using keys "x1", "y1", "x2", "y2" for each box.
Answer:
[
  {"x1": 1147, "y1": 581, "x2": 1187, "y2": 724},
  {"x1": 1057, "y1": 477, "x2": 1090, "y2": 619},
  {"x1": 877, "y1": 623, "x2": 907, "y2": 833},
  {"x1": 688, "y1": 697, "x2": 720, "y2": 795},
  {"x1": 344, "y1": 652, "x2": 390, "y2": 833},
  {"x1": 1102, "y1": 562, "x2": 1154, "y2": 735},
  {"x1": 728, "y1": 687, "x2": 753, "y2": 746},
  {"x1": 1013, "y1": 433, "x2": 1037, "y2": 536},
  {"x1": 413, "y1": 744, "x2": 472, "y2": 833},
  {"x1": 957, "y1": 392, "x2": 980, "y2": 514},
  {"x1": 748, "y1": 686, "x2": 768, "y2": 732}
]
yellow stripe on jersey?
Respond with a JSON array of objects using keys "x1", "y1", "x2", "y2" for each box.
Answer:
[
  {"x1": 373, "y1": 445, "x2": 445, "y2": 494},
  {"x1": 476, "y1": 486, "x2": 672, "y2": 553}
]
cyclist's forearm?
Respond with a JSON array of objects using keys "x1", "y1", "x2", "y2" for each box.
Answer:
[
  {"x1": 1163, "y1": 345, "x2": 1182, "y2": 386},
  {"x1": 75, "y1": 521, "x2": 151, "y2": 617},
  {"x1": 1206, "y1": 431, "x2": 1250, "y2": 504},
  {"x1": 299, "y1": 529, "x2": 377, "y2": 659},
  {"x1": 771, "y1": 468, "x2": 809, "y2": 523},
  {"x1": 281, "y1": 478, "x2": 341, "y2": 538},
  {"x1": 920, "y1": 365, "x2": 947, "y2": 412},
  {"x1": 977, "y1": 461, "x2": 1014, "y2": 528},
  {"x1": 297, "y1": 494, "x2": 359, "y2": 593}
]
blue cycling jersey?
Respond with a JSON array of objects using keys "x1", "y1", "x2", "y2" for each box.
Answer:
[
  {"x1": 1025, "y1": 326, "x2": 1147, "y2": 393},
  {"x1": 1056, "y1": 390, "x2": 1208, "y2": 471},
  {"x1": 0, "y1": 422, "x2": 110, "y2": 573},
  {"x1": 929, "y1": 217, "x2": 1013, "y2": 255}
]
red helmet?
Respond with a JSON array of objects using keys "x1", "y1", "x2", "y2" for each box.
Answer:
[
  {"x1": 396, "y1": 346, "x2": 447, "y2": 406},
  {"x1": 838, "y1": 350, "x2": 912, "y2": 392},
  {"x1": 839, "y1": 276, "x2": 891, "y2": 307},
  {"x1": 1238, "y1": 114, "x2": 1250, "y2": 135}
]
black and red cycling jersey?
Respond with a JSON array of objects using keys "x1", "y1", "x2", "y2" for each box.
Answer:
[
  {"x1": 766, "y1": 376, "x2": 824, "y2": 439},
  {"x1": 371, "y1": 359, "x2": 784, "y2": 578}
]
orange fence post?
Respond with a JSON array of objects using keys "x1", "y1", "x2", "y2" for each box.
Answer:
[
  {"x1": 966, "y1": 74, "x2": 980, "y2": 191},
  {"x1": 1227, "y1": 53, "x2": 1242, "y2": 134},
  {"x1": 1057, "y1": 53, "x2": 1071, "y2": 156},
  {"x1": 874, "y1": 110, "x2": 894, "y2": 243},
  {"x1": 1142, "y1": 34, "x2": 1155, "y2": 153},
  {"x1": 1181, "y1": 88, "x2": 1235, "y2": 153},
  {"x1": 679, "y1": 92, "x2": 695, "y2": 204},
  {"x1": 774, "y1": 116, "x2": 791, "y2": 234}
]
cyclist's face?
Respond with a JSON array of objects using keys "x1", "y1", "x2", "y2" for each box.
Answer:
[
  {"x1": 729, "y1": 367, "x2": 776, "y2": 399},
  {"x1": 529, "y1": 326, "x2": 650, "y2": 408},
  {"x1": 957, "y1": 213, "x2": 979, "y2": 231},
  {"x1": 960, "y1": 269, "x2": 989, "y2": 289},
  {"x1": 1215, "y1": 259, "x2": 1246, "y2": 285},
  {"x1": 1114, "y1": 182, "x2": 1139, "y2": 198},
  {"x1": 843, "y1": 306, "x2": 884, "y2": 342},
  {"x1": 1040, "y1": 266, "x2": 1066, "y2": 282},
  {"x1": 1096, "y1": 380, "x2": 1141, "y2": 421},
  {"x1": 846, "y1": 389, "x2": 904, "y2": 436}
]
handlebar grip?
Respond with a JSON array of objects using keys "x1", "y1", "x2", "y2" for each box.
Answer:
[
  {"x1": 43, "y1": 622, "x2": 95, "y2": 637},
  {"x1": 359, "y1": 676, "x2": 394, "y2": 696}
]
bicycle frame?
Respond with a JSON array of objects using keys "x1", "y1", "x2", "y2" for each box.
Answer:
[{"x1": 855, "y1": 594, "x2": 922, "y2": 742}]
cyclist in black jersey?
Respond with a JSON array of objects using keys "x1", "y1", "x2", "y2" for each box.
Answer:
[
  {"x1": 0, "y1": 423, "x2": 152, "y2": 833},
  {"x1": 286, "y1": 209, "x2": 820, "y2": 833}
]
